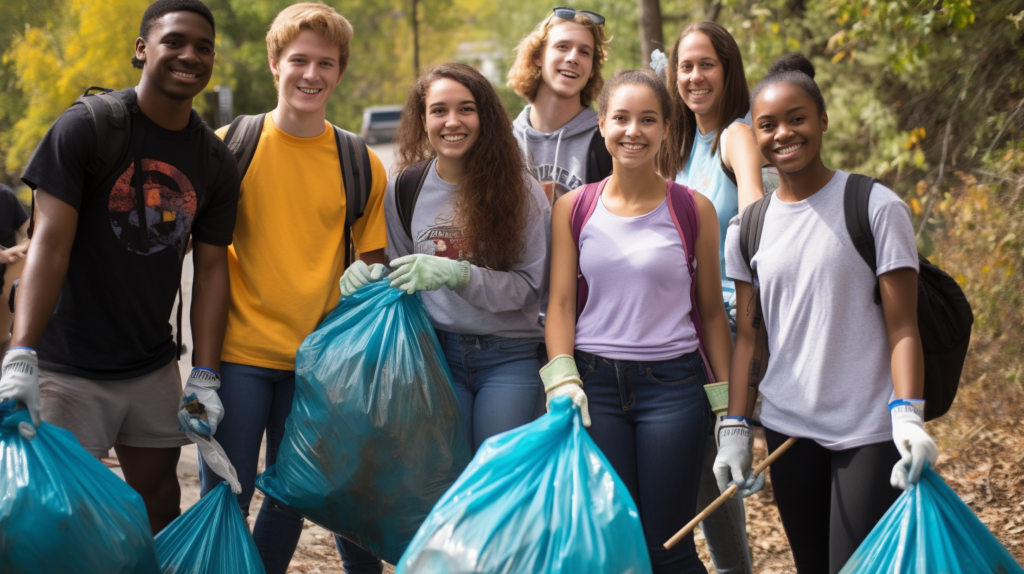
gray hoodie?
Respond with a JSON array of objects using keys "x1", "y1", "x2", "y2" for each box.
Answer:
[
  {"x1": 513, "y1": 105, "x2": 599, "y2": 205},
  {"x1": 385, "y1": 160, "x2": 550, "y2": 340}
]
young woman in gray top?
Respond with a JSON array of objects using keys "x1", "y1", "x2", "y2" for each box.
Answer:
[
  {"x1": 384, "y1": 63, "x2": 551, "y2": 453},
  {"x1": 717, "y1": 53, "x2": 939, "y2": 573}
]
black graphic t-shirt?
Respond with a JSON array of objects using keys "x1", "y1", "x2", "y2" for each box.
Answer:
[
  {"x1": 21, "y1": 89, "x2": 239, "y2": 379},
  {"x1": 0, "y1": 184, "x2": 29, "y2": 249}
]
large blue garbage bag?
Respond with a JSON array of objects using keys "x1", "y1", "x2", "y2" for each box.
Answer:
[
  {"x1": 0, "y1": 403, "x2": 160, "y2": 574},
  {"x1": 840, "y1": 465, "x2": 1024, "y2": 573},
  {"x1": 154, "y1": 481, "x2": 265, "y2": 574},
  {"x1": 395, "y1": 396, "x2": 653, "y2": 574},
  {"x1": 256, "y1": 281, "x2": 471, "y2": 564}
]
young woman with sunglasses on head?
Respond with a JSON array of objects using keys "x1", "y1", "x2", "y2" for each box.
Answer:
[
  {"x1": 544, "y1": 69, "x2": 732, "y2": 573},
  {"x1": 384, "y1": 62, "x2": 550, "y2": 454},
  {"x1": 715, "y1": 53, "x2": 938, "y2": 573},
  {"x1": 509, "y1": 7, "x2": 611, "y2": 205},
  {"x1": 654, "y1": 20, "x2": 766, "y2": 574}
]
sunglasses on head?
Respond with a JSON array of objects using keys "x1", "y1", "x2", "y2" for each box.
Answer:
[{"x1": 552, "y1": 6, "x2": 605, "y2": 26}]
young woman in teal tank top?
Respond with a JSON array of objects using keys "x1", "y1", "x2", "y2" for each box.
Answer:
[{"x1": 654, "y1": 21, "x2": 766, "y2": 574}]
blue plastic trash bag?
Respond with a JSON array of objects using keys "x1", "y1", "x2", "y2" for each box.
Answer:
[
  {"x1": 256, "y1": 281, "x2": 471, "y2": 564},
  {"x1": 154, "y1": 481, "x2": 265, "y2": 574},
  {"x1": 0, "y1": 401, "x2": 160, "y2": 574},
  {"x1": 840, "y1": 465, "x2": 1024, "y2": 573},
  {"x1": 395, "y1": 396, "x2": 653, "y2": 574}
]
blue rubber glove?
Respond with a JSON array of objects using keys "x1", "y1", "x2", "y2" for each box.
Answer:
[
  {"x1": 389, "y1": 254, "x2": 471, "y2": 295},
  {"x1": 340, "y1": 261, "x2": 387, "y2": 298},
  {"x1": 713, "y1": 417, "x2": 765, "y2": 498},
  {"x1": 178, "y1": 367, "x2": 223, "y2": 436},
  {"x1": 0, "y1": 347, "x2": 40, "y2": 439}
]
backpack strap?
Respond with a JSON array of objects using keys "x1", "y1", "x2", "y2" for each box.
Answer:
[
  {"x1": 396, "y1": 160, "x2": 431, "y2": 241},
  {"x1": 843, "y1": 173, "x2": 881, "y2": 304},
  {"x1": 334, "y1": 127, "x2": 371, "y2": 268},
  {"x1": 585, "y1": 129, "x2": 613, "y2": 183},
  {"x1": 223, "y1": 114, "x2": 265, "y2": 181},
  {"x1": 569, "y1": 178, "x2": 608, "y2": 319},
  {"x1": 665, "y1": 181, "x2": 716, "y2": 383}
]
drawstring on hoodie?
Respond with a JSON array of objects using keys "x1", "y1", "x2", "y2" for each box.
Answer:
[{"x1": 552, "y1": 129, "x2": 564, "y2": 178}]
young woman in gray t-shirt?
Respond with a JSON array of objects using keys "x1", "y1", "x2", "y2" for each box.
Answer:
[{"x1": 715, "y1": 53, "x2": 939, "y2": 573}]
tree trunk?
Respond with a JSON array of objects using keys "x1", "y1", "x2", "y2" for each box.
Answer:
[
  {"x1": 637, "y1": 0, "x2": 663, "y2": 67},
  {"x1": 411, "y1": 0, "x2": 420, "y2": 78}
]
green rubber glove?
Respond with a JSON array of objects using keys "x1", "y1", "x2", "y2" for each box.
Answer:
[
  {"x1": 540, "y1": 354, "x2": 590, "y2": 427},
  {"x1": 389, "y1": 254, "x2": 471, "y2": 295}
]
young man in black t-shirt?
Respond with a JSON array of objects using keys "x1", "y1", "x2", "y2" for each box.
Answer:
[{"x1": 0, "y1": 0, "x2": 239, "y2": 533}]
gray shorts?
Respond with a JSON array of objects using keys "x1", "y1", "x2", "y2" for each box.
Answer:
[{"x1": 39, "y1": 359, "x2": 190, "y2": 457}]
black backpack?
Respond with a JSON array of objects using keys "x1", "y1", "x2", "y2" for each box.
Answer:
[
  {"x1": 394, "y1": 129, "x2": 613, "y2": 240},
  {"x1": 222, "y1": 113, "x2": 371, "y2": 267},
  {"x1": 738, "y1": 173, "x2": 973, "y2": 421},
  {"x1": 23, "y1": 86, "x2": 226, "y2": 359}
]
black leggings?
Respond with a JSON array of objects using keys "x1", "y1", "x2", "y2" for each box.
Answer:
[{"x1": 765, "y1": 428, "x2": 902, "y2": 574}]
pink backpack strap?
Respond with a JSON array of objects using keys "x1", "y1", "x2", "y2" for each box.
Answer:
[
  {"x1": 666, "y1": 181, "x2": 717, "y2": 383},
  {"x1": 569, "y1": 178, "x2": 610, "y2": 320}
]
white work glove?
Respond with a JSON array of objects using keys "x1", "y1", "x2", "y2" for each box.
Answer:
[
  {"x1": 339, "y1": 261, "x2": 387, "y2": 298},
  {"x1": 540, "y1": 354, "x2": 591, "y2": 427},
  {"x1": 0, "y1": 347, "x2": 41, "y2": 439},
  {"x1": 389, "y1": 254, "x2": 471, "y2": 295},
  {"x1": 890, "y1": 399, "x2": 939, "y2": 490},
  {"x1": 713, "y1": 417, "x2": 765, "y2": 498},
  {"x1": 178, "y1": 367, "x2": 224, "y2": 436},
  {"x1": 649, "y1": 49, "x2": 668, "y2": 78}
]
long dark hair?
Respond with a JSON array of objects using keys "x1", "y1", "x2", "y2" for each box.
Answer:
[
  {"x1": 393, "y1": 62, "x2": 530, "y2": 272},
  {"x1": 658, "y1": 21, "x2": 750, "y2": 177}
]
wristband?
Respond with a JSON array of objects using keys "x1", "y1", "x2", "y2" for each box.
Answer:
[
  {"x1": 191, "y1": 367, "x2": 221, "y2": 380},
  {"x1": 6, "y1": 347, "x2": 34, "y2": 354},
  {"x1": 723, "y1": 416, "x2": 752, "y2": 427}
]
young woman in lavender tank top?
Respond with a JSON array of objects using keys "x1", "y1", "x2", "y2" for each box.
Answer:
[{"x1": 543, "y1": 69, "x2": 733, "y2": 574}]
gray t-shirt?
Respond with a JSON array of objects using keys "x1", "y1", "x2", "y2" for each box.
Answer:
[
  {"x1": 725, "y1": 170, "x2": 918, "y2": 450},
  {"x1": 385, "y1": 160, "x2": 550, "y2": 339}
]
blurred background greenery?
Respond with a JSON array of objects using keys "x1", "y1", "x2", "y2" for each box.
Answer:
[{"x1": 1, "y1": 0, "x2": 1021, "y2": 379}]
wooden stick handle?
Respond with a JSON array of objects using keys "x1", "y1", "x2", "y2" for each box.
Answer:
[{"x1": 663, "y1": 436, "x2": 798, "y2": 549}]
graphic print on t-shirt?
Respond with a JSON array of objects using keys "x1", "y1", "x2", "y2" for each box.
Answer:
[
  {"x1": 108, "y1": 159, "x2": 197, "y2": 259},
  {"x1": 415, "y1": 222, "x2": 474, "y2": 261},
  {"x1": 533, "y1": 164, "x2": 584, "y2": 205}
]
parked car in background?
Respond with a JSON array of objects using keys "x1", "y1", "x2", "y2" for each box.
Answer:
[{"x1": 359, "y1": 105, "x2": 404, "y2": 144}]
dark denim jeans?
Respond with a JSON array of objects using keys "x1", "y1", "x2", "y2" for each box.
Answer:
[
  {"x1": 436, "y1": 330, "x2": 545, "y2": 453},
  {"x1": 575, "y1": 349, "x2": 711, "y2": 574},
  {"x1": 198, "y1": 362, "x2": 382, "y2": 574}
]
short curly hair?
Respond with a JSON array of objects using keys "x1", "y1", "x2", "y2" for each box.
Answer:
[{"x1": 507, "y1": 12, "x2": 609, "y2": 107}]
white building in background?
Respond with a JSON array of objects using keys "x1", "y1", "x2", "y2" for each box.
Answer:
[{"x1": 454, "y1": 41, "x2": 506, "y2": 84}]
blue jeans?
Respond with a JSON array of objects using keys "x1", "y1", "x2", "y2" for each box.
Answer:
[
  {"x1": 198, "y1": 362, "x2": 382, "y2": 574},
  {"x1": 436, "y1": 331, "x2": 545, "y2": 453},
  {"x1": 576, "y1": 350, "x2": 711, "y2": 574}
]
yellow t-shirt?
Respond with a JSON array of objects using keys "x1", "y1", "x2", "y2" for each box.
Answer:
[{"x1": 216, "y1": 114, "x2": 388, "y2": 369}]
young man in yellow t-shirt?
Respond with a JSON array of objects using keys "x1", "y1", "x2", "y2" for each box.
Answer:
[{"x1": 201, "y1": 4, "x2": 388, "y2": 573}]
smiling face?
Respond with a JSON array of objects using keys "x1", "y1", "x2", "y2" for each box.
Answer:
[
  {"x1": 423, "y1": 78, "x2": 481, "y2": 169},
  {"x1": 270, "y1": 29, "x2": 344, "y2": 117},
  {"x1": 752, "y1": 81, "x2": 828, "y2": 174},
  {"x1": 675, "y1": 31, "x2": 724, "y2": 124},
  {"x1": 135, "y1": 11, "x2": 215, "y2": 101},
  {"x1": 598, "y1": 83, "x2": 669, "y2": 169},
  {"x1": 535, "y1": 21, "x2": 595, "y2": 102}
]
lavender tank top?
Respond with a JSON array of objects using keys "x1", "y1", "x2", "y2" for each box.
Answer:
[{"x1": 574, "y1": 195, "x2": 699, "y2": 361}]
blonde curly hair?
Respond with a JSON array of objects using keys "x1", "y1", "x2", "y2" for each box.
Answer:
[{"x1": 507, "y1": 12, "x2": 609, "y2": 107}]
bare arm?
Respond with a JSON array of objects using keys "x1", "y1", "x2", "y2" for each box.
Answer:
[
  {"x1": 728, "y1": 281, "x2": 757, "y2": 417},
  {"x1": 722, "y1": 122, "x2": 765, "y2": 210},
  {"x1": 879, "y1": 268, "x2": 924, "y2": 399},
  {"x1": 693, "y1": 192, "x2": 733, "y2": 381},
  {"x1": 190, "y1": 241, "x2": 230, "y2": 372},
  {"x1": 544, "y1": 190, "x2": 581, "y2": 359},
  {"x1": 10, "y1": 191, "x2": 77, "y2": 348},
  {"x1": 359, "y1": 249, "x2": 387, "y2": 266}
]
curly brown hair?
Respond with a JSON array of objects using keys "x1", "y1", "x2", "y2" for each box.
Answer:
[
  {"x1": 657, "y1": 21, "x2": 750, "y2": 178},
  {"x1": 393, "y1": 63, "x2": 531, "y2": 272},
  {"x1": 507, "y1": 12, "x2": 609, "y2": 107}
]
